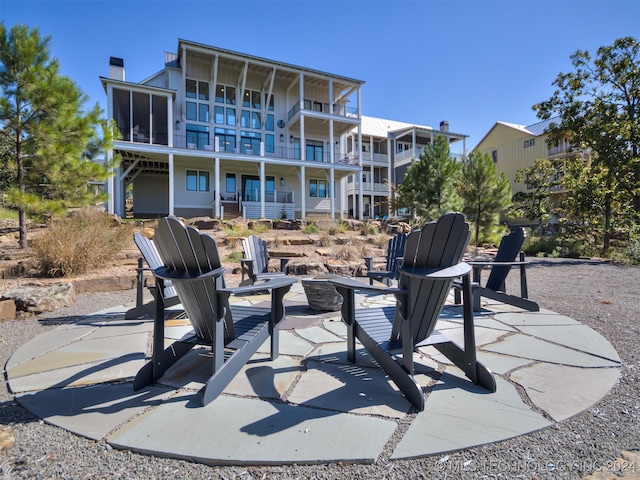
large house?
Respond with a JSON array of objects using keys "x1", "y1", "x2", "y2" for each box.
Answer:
[
  {"x1": 101, "y1": 38, "x2": 467, "y2": 220},
  {"x1": 346, "y1": 116, "x2": 467, "y2": 218},
  {"x1": 474, "y1": 118, "x2": 577, "y2": 195}
]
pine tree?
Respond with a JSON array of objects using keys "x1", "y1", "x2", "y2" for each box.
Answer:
[{"x1": 0, "y1": 23, "x2": 116, "y2": 248}]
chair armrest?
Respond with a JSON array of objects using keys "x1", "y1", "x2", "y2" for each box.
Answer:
[
  {"x1": 467, "y1": 260, "x2": 528, "y2": 268},
  {"x1": 398, "y1": 262, "x2": 472, "y2": 279},
  {"x1": 329, "y1": 277, "x2": 405, "y2": 294},
  {"x1": 154, "y1": 265, "x2": 225, "y2": 282},
  {"x1": 220, "y1": 276, "x2": 297, "y2": 296}
]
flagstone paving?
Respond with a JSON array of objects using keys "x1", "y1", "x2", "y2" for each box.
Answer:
[{"x1": 6, "y1": 283, "x2": 622, "y2": 465}]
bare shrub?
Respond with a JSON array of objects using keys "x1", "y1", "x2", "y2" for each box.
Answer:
[
  {"x1": 31, "y1": 208, "x2": 133, "y2": 277},
  {"x1": 370, "y1": 233, "x2": 391, "y2": 248},
  {"x1": 317, "y1": 233, "x2": 332, "y2": 247},
  {"x1": 332, "y1": 245, "x2": 359, "y2": 261}
]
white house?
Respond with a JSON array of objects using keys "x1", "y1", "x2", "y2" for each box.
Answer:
[{"x1": 101, "y1": 38, "x2": 468, "y2": 220}]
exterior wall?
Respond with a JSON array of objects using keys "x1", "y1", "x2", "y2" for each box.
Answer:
[
  {"x1": 476, "y1": 124, "x2": 550, "y2": 194},
  {"x1": 132, "y1": 175, "x2": 169, "y2": 217}
]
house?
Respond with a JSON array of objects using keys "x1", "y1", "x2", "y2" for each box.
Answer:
[
  {"x1": 474, "y1": 118, "x2": 579, "y2": 196},
  {"x1": 101, "y1": 39, "x2": 364, "y2": 220},
  {"x1": 100, "y1": 38, "x2": 469, "y2": 221},
  {"x1": 345, "y1": 116, "x2": 467, "y2": 218}
]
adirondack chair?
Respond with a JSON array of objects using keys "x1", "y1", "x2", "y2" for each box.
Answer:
[
  {"x1": 365, "y1": 232, "x2": 407, "y2": 285},
  {"x1": 330, "y1": 212, "x2": 496, "y2": 411},
  {"x1": 133, "y1": 217, "x2": 296, "y2": 406},
  {"x1": 240, "y1": 234, "x2": 289, "y2": 284},
  {"x1": 125, "y1": 232, "x2": 180, "y2": 320},
  {"x1": 456, "y1": 227, "x2": 539, "y2": 312}
]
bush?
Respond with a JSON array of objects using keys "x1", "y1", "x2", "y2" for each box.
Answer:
[
  {"x1": 31, "y1": 208, "x2": 133, "y2": 277},
  {"x1": 302, "y1": 223, "x2": 320, "y2": 234}
]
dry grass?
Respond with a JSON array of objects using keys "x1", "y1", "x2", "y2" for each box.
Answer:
[{"x1": 31, "y1": 208, "x2": 133, "y2": 277}]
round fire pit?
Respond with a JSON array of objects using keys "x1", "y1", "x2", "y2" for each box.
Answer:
[{"x1": 301, "y1": 274, "x2": 344, "y2": 311}]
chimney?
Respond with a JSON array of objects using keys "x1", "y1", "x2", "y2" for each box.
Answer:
[
  {"x1": 440, "y1": 120, "x2": 449, "y2": 132},
  {"x1": 109, "y1": 57, "x2": 125, "y2": 81}
]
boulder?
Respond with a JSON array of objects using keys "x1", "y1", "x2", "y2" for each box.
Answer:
[
  {"x1": 0, "y1": 299, "x2": 16, "y2": 321},
  {"x1": 287, "y1": 260, "x2": 328, "y2": 276},
  {"x1": 301, "y1": 274, "x2": 344, "y2": 311},
  {"x1": 324, "y1": 259, "x2": 366, "y2": 277},
  {"x1": 2, "y1": 283, "x2": 75, "y2": 313}
]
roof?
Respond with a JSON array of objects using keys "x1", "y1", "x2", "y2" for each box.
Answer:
[
  {"x1": 474, "y1": 116, "x2": 560, "y2": 150},
  {"x1": 177, "y1": 38, "x2": 365, "y2": 86},
  {"x1": 360, "y1": 115, "x2": 432, "y2": 138}
]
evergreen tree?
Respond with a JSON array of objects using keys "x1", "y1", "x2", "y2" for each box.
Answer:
[
  {"x1": 397, "y1": 135, "x2": 461, "y2": 222},
  {"x1": 512, "y1": 158, "x2": 561, "y2": 234},
  {"x1": 533, "y1": 36, "x2": 640, "y2": 253},
  {"x1": 0, "y1": 23, "x2": 116, "y2": 248},
  {"x1": 457, "y1": 150, "x2": 512, "y2": 250}
]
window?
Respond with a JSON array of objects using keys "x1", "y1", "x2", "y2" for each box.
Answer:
[
  {"x1": 186, "y1": 170, "x2": 210, "y2": 192},
  {"x1": 215, "y1": 106, "x2": 224, "y2": 124},
  {"x1": 186, "y1": 102, "x2": 197, "y2": 121},
  {"x1": 186, "y1": 79, "x2": 197, "y2": 98},
  {"x1": 265, "y1": 114, "x2": 274, "y2": 131},
  {"x1": 186, "y1": 79, "x2": 210, "y2": 124},
  {"x1": 214, "y1": 128, "x2": 236, "y2": 152},
  {"x1": 226, "y1": 173, "x2": 236, "y2": 193},
  {"x1": 199, "y1": 103, "x2": 209, "y2": 122},
  {"x1": 265, "y1": 134, "x2": 274, "y2": 153},
  {"x1": 306, "y1": 140, "x2": 324, "y2": 162},
  {"x1": 524, "y1": 140, "x2": 530, "y2": 148},
  {"x1": 309, "y1": 179, "x2": 329, "y2": 198},
  {"x1": 530, "y1": 138, "x2": 535, "y2": 146},
  {"x1": 186, "y1": 124, "x2": 210, "y2": 149},
  {"x1": 491, "y1": 150, "x2": 498, "y2": 163}
]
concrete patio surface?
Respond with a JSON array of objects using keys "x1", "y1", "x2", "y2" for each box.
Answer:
[{"x1": 5, "y1": 283, "x2": 621, "y2": 466}]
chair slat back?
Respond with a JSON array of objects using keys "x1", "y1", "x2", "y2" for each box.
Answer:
[
  {"x1": 399, "y1": 213, "x2": 470, "y2": 343},
  {"x1": 154, "y1": 217, "x2": 223, "y2": 343},
  {"x1": 485, "y1": 227, "x2": 526, "y2": 292},
  {"x1": 386, "y1": 233, "x2": 407, "y2": 272},
  {"x1": 242, "y1": 235, "x2": 269, "y2": 274},
  {"x1": 133, "y1": 232, "x2": 178, "y2": 299}
]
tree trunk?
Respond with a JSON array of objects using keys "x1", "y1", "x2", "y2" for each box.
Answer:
[
  {"x1": 16, "y1": 126, "x2": 28, "y2": 249},
  {"x1": 602, "y1": 191, "x2": 612, "y2": 255}
]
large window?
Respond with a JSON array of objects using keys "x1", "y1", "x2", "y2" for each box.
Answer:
[
  {"x1": 186, "y1": 124, "x2": 210, "y2": 149},
  {"x1": 214, "y1": 128, "x2": 236, "y2": 152},
  {"x1": 309, "y1": 179, "x2": 330, "y2": 198},
  {"x1": 186, "y1": 170, "x2": 210, "y2": 192},
  {"x1": 306, "y1": 140, "x2": 324, "y2": 162},
  {"x1": 226, "y1": 173, "x2": 236, "y2": 194},
  {"x1": 112, "y1": 88, "x2": 168, "y2": 145},
  {"x1": 216, "y1": 84, "x2": 236, "y2": 105},
  {"x1": 186, "y1": 79, "x2": 209, "y2": 124}
]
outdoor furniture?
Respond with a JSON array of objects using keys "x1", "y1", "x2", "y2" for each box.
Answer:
[
  {"x1": 241, "y1": 234, "x2": 289, "y2": 284},
  {"x1": 330, "y1": 212, "x2": 496, "y2": 411},
  {"x1": 133, "y1": 217, "x2": 296, "y2": 406},
  {"x1": 125, "y1": 232, "x2": 180, "y2": 320},
  {"x1": 365, "y1": 232, "x2": 407, "y2": 285},
  {"x1": 456, "y1": 227, "x2": 539, "y2": 312}
]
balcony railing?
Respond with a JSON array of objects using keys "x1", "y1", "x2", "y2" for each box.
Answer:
[
  {"x1": 347, "y1": 181, "x2": 389, "y2": 194},
  {"x1": 287, "y1": 102, "x2": 359, "y2": 121},
  {"x1": 548, "y1": 143, "x2": 572, "y2": 155}
]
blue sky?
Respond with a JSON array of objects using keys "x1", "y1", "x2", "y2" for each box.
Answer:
[{"x1": 1, "y1": 0, "x2": 638, "y2": 153}]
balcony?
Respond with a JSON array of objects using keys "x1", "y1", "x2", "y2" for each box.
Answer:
[
  {"x1": 347, "y1": 181, "x2": 389, "y2": 195},
  {"x1": 548, "y1": 143, "x2": 573, "y2": 156},
  {"x1": 287, "y1": 102, "x2": 359, "y2": 122}
]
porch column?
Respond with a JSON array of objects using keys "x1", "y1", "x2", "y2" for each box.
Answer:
[
  {"x1": 298, "y1": 165, "x2": 306, "y2": 219},
  {"x1": 330, "y1": 169, "x2": 335, "y2": 218},
  {"x1": 358, "y1": 123, "x2": 363, "y2": 220},
  {"x1": 260, "y1": 161, "x2": 265, "y2": 219},
  {"x1": 214, "y1": 156, "x2": 220, "y2": 218},
  {"x1": 168, "y1": 153, "x2": 174, "y2": 216}
]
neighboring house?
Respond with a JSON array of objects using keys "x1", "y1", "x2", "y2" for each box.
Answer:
[
  {"x1": 100, "y1": 38, "x2": 469, "y2": 221},
  {"x1": 100, "y1": 39, "x2": 364, "y2": 220},
  {"x1": 345, "y1": 117, "x2": 467, "y2": 218},
  {"x1": 474, "y1": 118, "x2": 578, "y2": 196}
]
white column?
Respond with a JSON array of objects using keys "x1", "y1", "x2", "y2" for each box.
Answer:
[
  {"x1": 358, "y1": 121, "x2": 364, "y2": 220},
  {"x1": 168, "y1": 153, "x2": 174, "y2": 216},
  {"x1": 260, "y1": 161, "x2": 265, "y2": 219},
  {"x1": 299, "y1": 166, "x2": 306, "y2": 219},
  {"x1": 330, "y1": 169, "x2": 335, "y2": 218},
  {"x1": 214, "y1": 156, "x2": 220, "y2": 218}
]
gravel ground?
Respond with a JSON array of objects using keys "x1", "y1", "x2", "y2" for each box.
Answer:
[{"x1": 1, "y1": 257, "x2": 639, "y2": 479}]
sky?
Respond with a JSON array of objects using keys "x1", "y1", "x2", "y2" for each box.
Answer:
[{"x1": 1, "y1": 0, "x2": 638, "y2": 154}]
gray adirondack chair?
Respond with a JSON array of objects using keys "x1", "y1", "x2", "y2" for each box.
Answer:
[
  {"x1": 133, "y1": 217, "x2": 296, "y2": 406},
  {"x1": 240, "y1": 234, "x2": 289, "y2": 284},
  {"x1": 125, "y1": 232, "x2": 180, "y2": 320},
  {"x1": 457, "y1": 227, "x2": 539, "y2": 312},
  {"x1": 330, "y1": 212, "x2": 496, "y2": 411},
  {"x1": 365, "y1": 232, "x2": 407, "y2": 285}
]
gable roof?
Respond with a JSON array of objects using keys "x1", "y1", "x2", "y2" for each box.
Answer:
[{"x1": 474, "y1": 116, "x2": 560, "y2": 150}]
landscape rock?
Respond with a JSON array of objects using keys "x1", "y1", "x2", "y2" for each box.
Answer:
[
  {"x1": 0, "y1": 299, "x2": 16, "y2": 321},
  {"x1": 287, "y1": 260, "x2": 328, "y2": 276},
  {"x1": 2, "y1": 283, "x2": 75, "y2": 313}
]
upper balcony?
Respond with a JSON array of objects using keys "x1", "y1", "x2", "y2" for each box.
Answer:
[{"x1": 118, "y1": 131, "x2": 360, "y2": 166}]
